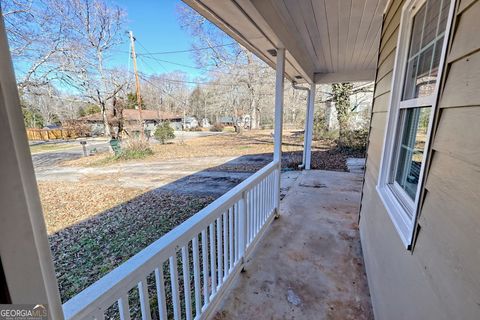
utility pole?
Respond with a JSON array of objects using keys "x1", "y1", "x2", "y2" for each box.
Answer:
[{"x1": 129, "y1": 30, "x2": 144, "y2": 138}]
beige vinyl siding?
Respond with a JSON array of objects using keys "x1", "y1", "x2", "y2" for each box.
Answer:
[{"x1": 360, "y1": 0, "x2": 480, "y2": 319}]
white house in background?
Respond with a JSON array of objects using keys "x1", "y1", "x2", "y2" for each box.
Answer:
[
  {"x1": 1, "y1": 0, "x2": 479, "y2": 319},
  {"x1": 201, "y1": 118, "x2": 211, "y2": 128},
  {"x1": 183, "y1": 116, "x2": 199, "y2": 129}
]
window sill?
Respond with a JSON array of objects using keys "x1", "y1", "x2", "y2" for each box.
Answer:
[{"x1": 376, "y1": 184, "x2": 415, "y2": 249}]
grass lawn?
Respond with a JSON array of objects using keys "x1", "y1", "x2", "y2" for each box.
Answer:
[{"x1": 30, "y1": 142, "x2": 78, "y2": 154}]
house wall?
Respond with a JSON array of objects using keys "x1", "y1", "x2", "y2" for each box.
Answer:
[{"x1": 359, "y1": 0, "x2": 480, "y2": 319}]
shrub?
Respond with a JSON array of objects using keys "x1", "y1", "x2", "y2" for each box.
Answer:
[
  {"x1": 210, "y1": 123, "x2": 224, "y2": 132},
  {"x1": 313, "y1": 111, "x2": 338, "y2": 141},
  {"x1": 78, "y1": 104, "x2": 101, "y2": 117},
  {"x1": 117, "y1": 138, "x2": 154, "y2": 160},
  {"x1": 154, "y1": 122, "x2": 175, "y2": 144},
  {"x1": 338, "y1": 129, "x2": 369, "y2": 151},
  {"x1": 188, "y1": 126, "x2": 202, "y2": 132}
]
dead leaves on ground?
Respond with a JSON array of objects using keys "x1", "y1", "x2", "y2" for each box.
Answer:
[{"x1": 48, "y1": 190, "x2": 214, "y2": 302}]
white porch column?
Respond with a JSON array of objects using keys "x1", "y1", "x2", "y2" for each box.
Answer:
[
  {"x1": 273, "y1": 48, "x2": 285, "y2": 216},
  {"x1": 305, "y1": 83, "x2": 316, "y2": 170},
  {"x1": 0, "y1": 11, "x2": 63, "y2": 318}
]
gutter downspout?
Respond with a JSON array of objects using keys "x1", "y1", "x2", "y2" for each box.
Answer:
[{"x1": 292, "y1": 82, "x2": 311, "y2": 170}]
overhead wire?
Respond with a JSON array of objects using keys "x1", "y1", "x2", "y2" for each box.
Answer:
[
  {"x1": 135, "y1": 39, "x2": 248, "y2": 77},
  {"x1": 139, "y1": 55, "x2": 238, "y2": 75},
  {"x1": 135, "y1": 42, "x2": 238, "y2": 55},
  {"x1": 129, "y1": 38, "x2": 280, "y2": 95},
  {"x1": 137, "y1": 55, "x2": 238, "y2": 87}
]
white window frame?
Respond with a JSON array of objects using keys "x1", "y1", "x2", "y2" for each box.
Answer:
[{"x1": 377, "y1": 0, "x2": 456, "y2": 248}]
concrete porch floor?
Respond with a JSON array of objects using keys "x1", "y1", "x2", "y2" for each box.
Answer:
[{"x1": 213, "y1": 170, "x2": 373, "y2": 320}]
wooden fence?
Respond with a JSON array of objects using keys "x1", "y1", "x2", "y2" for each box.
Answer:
[{"x1": 26, "y1": 128, "x2": 78, "y2": 141}]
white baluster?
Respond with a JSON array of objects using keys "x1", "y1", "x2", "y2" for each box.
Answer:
[
  {"x1": 223, "y1": 211, "x2": 228, "y2": 279},
  {"x1": 192, "y1": 236, "x2": 202, "y2": 317},
  {"x1": 201, "y1": 229, "x2": 209, "y2": 306},
  {"x1": 118, "y1": 294, "x2": 131, "y2": 320},
  {"x1": 154, "y1": 267, "x2": 167, "y2": 320},
  {"x1": 169, "y1": 256, "x2": 181, "y2": 320},
  {"x1": 256, "y1": 184, "x2": 260, "y2": 235},
  {"x1": 246, "y1": 189, "x2": 255, "y2": 243},
  {"x1": 238, "y1": 191, "x2": 247, "y2": 261},
  {"x1": 228, "y1": 207, "x2": 234, "y2": 271},
  {"x1": 138, "y1": 278, "x2": 152, "y2": 320},
  {"x1": 209, "y1": 223, "x2": 217, "y2": 295},
  {"x1": 234, "y1": 205, "x2": 239, "y2": 263},
  {"x1": 216, "y1": 216, "x2": 223, "y2": 287},
  {"x1": 181, "y1": 246, "x2": 192, "y2": 320}
]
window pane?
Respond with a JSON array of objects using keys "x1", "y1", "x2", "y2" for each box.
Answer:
[
  {"x1": 395, "y1": 107, "x2": 431, "y2": 201},
  {"x1": 408, "y1": 5, "x2": 426, "y2": 57},
  {"x1": 428, "y1": 35, "x2": 444, "y2": 84},
  {"x1": 416, "y1": 45, "x2": 435, "y2": 97},
  {"x1": 403, "y1": 56, "x2": 419, "y2": 100},
  {"x1": 422, "y1": 0, "x2": 441, "y2": 45},
  {"x1": 402, "y1": 0, "x2": 450, "y2": 101},
  {"x1": 438, "y1": 0, "x2": 451, "y2": 33}
]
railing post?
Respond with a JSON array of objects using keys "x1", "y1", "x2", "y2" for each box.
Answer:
[
  {"x1": 273, "y1": 47, "x2": 285, "y2": 217},
  {"x1": 238, "y1": 191, "x2": 248, "y2": 263}
]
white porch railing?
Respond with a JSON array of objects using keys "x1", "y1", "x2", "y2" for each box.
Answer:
[{"x1": 63, "y1": 160, "x2": 280, "y2": 320}]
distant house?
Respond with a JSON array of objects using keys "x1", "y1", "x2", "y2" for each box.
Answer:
[
  {"x1": 218, "y1": 116, "x2": 235, "y2": 126},
  {"x1": 183, "y1": 116, "x2": 199, "y2": 129},
  {"x1": 219, "y1": 115, "x2": 251, "y2": 128},
  {"x1": 78, "y1": 109, "x2": 182, "y2": 136},
  {"x1": 201, "y1": 118, "x2": 211, "y2": 128}
]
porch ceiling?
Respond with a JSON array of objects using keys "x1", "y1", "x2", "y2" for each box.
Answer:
[{"x1": 183, "y1": 0, "x2": 389, "y2": 84}]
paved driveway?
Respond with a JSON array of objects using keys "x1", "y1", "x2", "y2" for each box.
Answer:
[
  {"x1": 34, "y1": 152, "x2": 272, "y2": 197},
  {"x1": 31, "y1": 131, "x2": 224, "y2": 169}
]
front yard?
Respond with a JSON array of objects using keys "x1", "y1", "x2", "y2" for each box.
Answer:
[{"x1": 36, "y1": 130, "x2": 364, "y2": 302}]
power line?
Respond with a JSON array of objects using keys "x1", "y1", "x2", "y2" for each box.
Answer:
[
  {"x1": 134, "y1": 71, "x2": 189, "y2": 107},
  {"x1": 136, "y1": 42, "x2": 238, "y2": 55},
  {"x1": 135, "y1": 40, "x2": 170, "y2": 73},
  {"x1": 137, "y1": 53, "x2": 273, "y2": 88},
  {"x1": 137, "y1": 55, "x2": 241, "y2": 87},
  {"x1": 139, "y1": 55, "x2": 235, "y2": 75},
  {"x1": 135, "y1": 39, "x2": 238, "y2": 76},
  {"x1": 130, "y1": 39, "x2": 276, "y2": 92}
]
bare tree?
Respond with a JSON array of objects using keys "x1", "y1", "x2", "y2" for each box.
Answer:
[
  {"x1": 2, "y1": 0, "x2": 128, "y2": 135},
  {"x1": 53, "y1": 0, "x2": 127, "y2": 136},
  {"x1": 2, "y1": 0, "x2": 76, "y2": 91}
]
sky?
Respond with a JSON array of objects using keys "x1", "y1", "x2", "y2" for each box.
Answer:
[{"x1": 110, "y1": 0, "x2": 210, "y2": 80}]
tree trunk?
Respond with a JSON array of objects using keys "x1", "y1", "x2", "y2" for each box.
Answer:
[
  {"x1": 332, "y1": 83, "x2": 353, "y2": 147},
  {"x1": 250, "y1": 99, "x2": 256, "y2": 129},
  {"x1": 101, "y1": 102, "x2": 111, "y2": 137}
]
